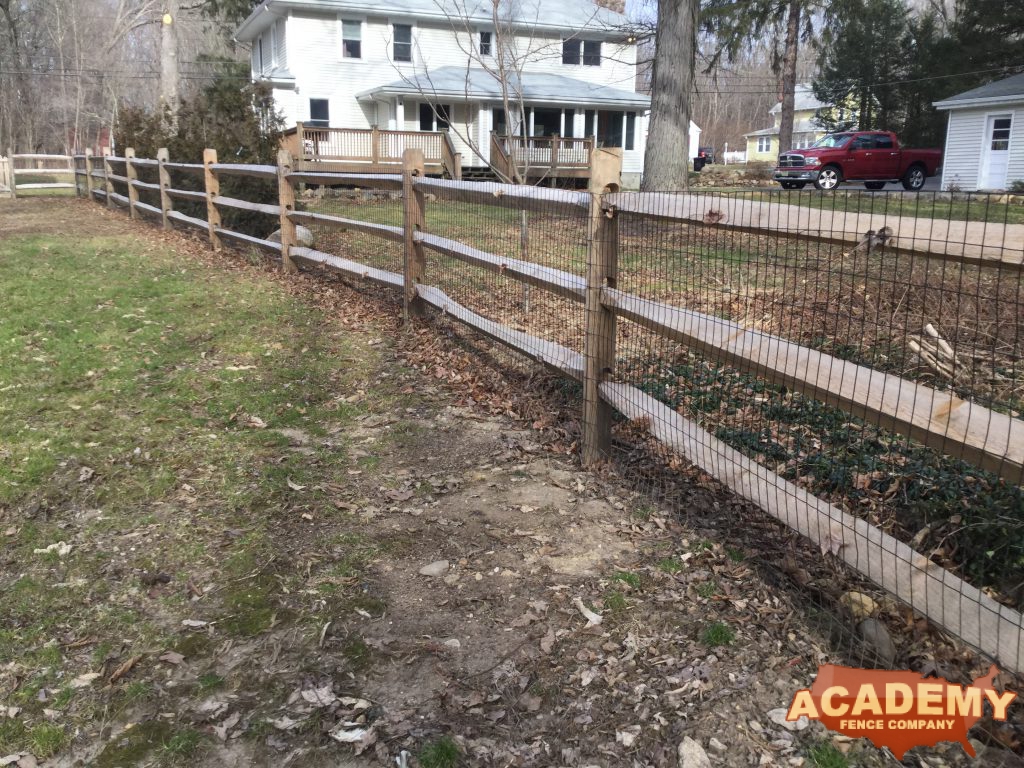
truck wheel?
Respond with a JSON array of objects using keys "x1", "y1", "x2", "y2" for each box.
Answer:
[
  {"x1": 814, "y1": 166, "x2": 842, "y2": 190},
  {"x1": 901, "y1": 165, "x2": 926, "y2": 191},
  {"x1": 864, "y1": 181, "x2": 886, "y2": 190}
]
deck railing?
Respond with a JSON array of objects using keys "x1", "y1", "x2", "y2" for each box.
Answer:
[
  {"x1": 497, "y1": 134, "x2": 594, "y2": 178},
  {"x1": 288, "y1": 124, "x2": 461, "y2": 179}
]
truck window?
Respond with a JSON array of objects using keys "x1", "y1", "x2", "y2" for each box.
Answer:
[
  {"x1": 874, "y1": 135, "x2": 894, "y2": 149},
  {"x1": 851, "y1": 135, "x2": 872, "y2": 150},
  {"x1": 811, "y1": 133, "x2": 854, "y2": 149}
]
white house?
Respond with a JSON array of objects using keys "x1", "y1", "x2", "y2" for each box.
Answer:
[
  {"x1": 934, "y1": 71, "x2": 1024, "y2": 191},
  {"x1": 234, "y1": 0, "x2": 657, "y2": 186}
]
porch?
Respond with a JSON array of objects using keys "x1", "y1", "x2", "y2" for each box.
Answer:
[
  {"x1": 282, "y1": 123, "x2": 463, "y2": 179},
  {"x1": 282, "y1": 125, "x2": 597, "y2": 182}
]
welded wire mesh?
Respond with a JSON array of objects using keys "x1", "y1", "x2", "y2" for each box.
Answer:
[
  {"x1": 424, "y1": 195, "x2": 589, "y2": 354},
  {"x1": 73, "y1": 150, "x2": 1024, "y2": 681},
  {"x1": 295, "y1": 185, "x2": 404, "y2": 277}
]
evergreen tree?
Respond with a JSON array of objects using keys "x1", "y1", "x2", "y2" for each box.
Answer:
[
  {"x1": 812, "y1": 0, "x2": 910, "y2": 133},
  {"x1": 701, "y1": 0, "x2": 818, "y2": 153}
]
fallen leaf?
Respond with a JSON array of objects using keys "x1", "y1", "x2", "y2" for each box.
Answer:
[
  {"x1": 270, "y1": 715, "x2": 301, "y2": 731},
  {"x1": 213, "y1": 711, "x2": 241, "y2": 741},
  {"x1": 539, "y1": 627, "x2": 556, "y2": 654},
  {"x1": 70, "y1": 672, "x2": 101, "y2": 689},
  {"x1": 159, "y1": 651, "x2": 185, "y2": 665},
  {"x1": 181, "y1": 619, "x2": 208, "y2": 629},
  {"x1": 510, "y1": 611, "x2": 539, "y2": 628},
  {"x1": 300, "y1": 685, "x2": 336, "y2": 707},
  {"x1": 78, "y1": 467, "x2": 95, "y2": 482},
  {"x1": 385, "y1": 489, "x2": 414, "y2": 502},
  {"x1": 616, "y1": 725, "x2": 641, "y2": 747},
  {"x1": 109, "y1": 655, "x2": 143, "y2": 684},
  {"x1": 572, "y1": 596, "x2": 603, "y2": 627},
  {"x1": 286, "y1": 477, "x2": 306, "y2": 491}
]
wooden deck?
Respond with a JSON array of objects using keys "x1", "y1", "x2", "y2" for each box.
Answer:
[
  {"x1": 281, "y1": 125, "x2": 596, "y2": 182},
  {"x1": 282, "y1": 124, "x2": 461, "y2": 179}
]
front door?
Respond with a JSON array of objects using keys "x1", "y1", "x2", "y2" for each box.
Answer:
[{"x1": 980, "y1": 114, "x2": 1012, "y2": 189}]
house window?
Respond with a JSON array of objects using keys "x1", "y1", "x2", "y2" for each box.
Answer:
[
  {"x1": 625, "y1": 112, "x2": 636, "y2": 150},
  {"x1": 342, "y1": 20, "x2": 361, "y2": 58},
  {"x1": 562, "y1": 39, "x2": 581, "y2": 65},
  {"x1": 583, "y1": 40, "x2": 601, "y2": 66},
  {"x1": 991, "y1": 117, "x2": 1012, "y2": 151},
  {"x1": 532, "y1": 108, "x2": 562, "y2": 137},
  {"x1": 419, "y1": 103, "x2": 451, "y2": 131},
  {"x1": 757, "y1": 136, "x2": 771, "y2": 153},
  {"x1": 597, "y1": 110, "x2": 623, "y2": 147},
  {"x1": 258, "y1": 37, "x2": 265, "y2": 72},
  {"x1": 393, "y1": 24, "x2": 412, "y2": 62},
  {"x1": 309, "y1": 99, "x2": 329, "y2": 128},
  {"x1": 479, "y1": 31, "x2": 492, "y2": 56}
]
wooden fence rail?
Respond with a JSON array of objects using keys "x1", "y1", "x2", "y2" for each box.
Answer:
[{"x1": 70, "y1": 147, "x2": 1024, "y2": 676}]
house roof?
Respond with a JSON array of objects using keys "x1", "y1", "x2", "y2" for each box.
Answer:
[
  {"x1": 933, "y1": 70, "x2": 1024, "y2": 110},
  {"x1": 768, "y1": 84, "x2": 827, "y2": 115},
  {"x1": 236, "y1": 0, "x2": 627, "y2": 41},
  {"x1": 743, "y1": 119, "x2": 823, "y2": 138},
  {"x1": 356, "y1": 66, "x2": 651, "y2": 108}
]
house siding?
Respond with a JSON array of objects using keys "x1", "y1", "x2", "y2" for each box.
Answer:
[
  {"x1": 940, "y1": 104, "x2": 1024, "y2": 191},
  {"x1": 255, "y1": 9, "x2": 646, "y2": 175}
]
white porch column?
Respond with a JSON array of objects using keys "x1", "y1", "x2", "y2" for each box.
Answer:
[
  {"x1": 396, "y1": 98, "x2": 405, "y2": 130},
  {"x1": 573, "y1": 108, "x2": 584, "y2": 138},
  {"x1": 478, "y1": 104, "x2": 489, "y2": 165},
  {"x1": 559, "y1": 109, "x2": 566, "y2": 137},
  {"x1": 528, "y1": 108, "x2": 534, "y2": 137}
]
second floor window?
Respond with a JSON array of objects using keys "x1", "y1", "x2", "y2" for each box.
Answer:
[
  {"x1": 394, "y1": 24, "x2": 412, "y2": 62},
  {"x1": 562, "y1": 39, "x2": 601, "y2": 66},
  {"x1": 479, "y1": 31, "x2": 492, "y2": 56},
  {"x1": 342, "y1": 20, "x2": 361, "y2": 58}
]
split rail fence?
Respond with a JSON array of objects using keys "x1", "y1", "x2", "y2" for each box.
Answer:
[
  {"x1": 1, "y1": 152, "x2": 76, "y2": 197},
  {"x1": 71, "y1": 146, "x2": 1024, "y2": 676}
]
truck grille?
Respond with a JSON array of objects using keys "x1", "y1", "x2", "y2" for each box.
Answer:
[{"x1": 778, "y1": 153, "x2": 805, "y2": 167}]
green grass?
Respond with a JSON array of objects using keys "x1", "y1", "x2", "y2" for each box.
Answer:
[
  {"x1": 612, "y1": 571, "x2": 642, "y2": 589},
  {"x1": 0, "y1": 227, "x2": 393, "y2": 761},
  {"x1": 418, "y1": 735, "x2": 462, "y2": 768},
  {"x1": 701, "y1": 621, "x2": 736, "y2": 647},
  {"x1": 735, "y1": 188, "x2": 1024, "y2": 225},
  {"x1": 806, "y1": 741, "x2": 850, "y2": 768},
  {"x1": 695, "y1": 580, "x2": 718, "y2": 598},
  {"x1": 657, "y1": 557, "x2": 683, "y2": 574}
]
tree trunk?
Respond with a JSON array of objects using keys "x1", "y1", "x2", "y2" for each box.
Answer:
[
  {"x1": 641, "y1": 0, "x2": 697, "y2": 191},
  {"x1": 777, "y1": 0, "x2": 801, "y2": 153},
  {"x1": 160, "y1": 0, "x2": 179, "y2": 132}
]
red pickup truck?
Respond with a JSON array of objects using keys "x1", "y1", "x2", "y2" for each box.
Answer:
[{"x1": 773, "y1": 131, "x2": 943, "y2": 191}]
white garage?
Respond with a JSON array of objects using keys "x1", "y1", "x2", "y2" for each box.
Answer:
[{"x1": 933, "y1": 71, "x2": 1024, "y2": 192}]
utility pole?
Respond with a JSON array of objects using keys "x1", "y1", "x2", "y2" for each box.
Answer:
[{"x1": 160, "y1": 0, "x2": 180, "y2": 132}]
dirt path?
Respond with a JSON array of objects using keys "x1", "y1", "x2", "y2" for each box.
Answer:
[{"x1": 2, "y1": 199, "x2": 1009, "y2": 768}]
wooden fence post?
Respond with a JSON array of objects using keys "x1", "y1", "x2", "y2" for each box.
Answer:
[
  {"x1": 84, "y1": 149, "x2": 94, "y2": 200},
  {"x1": 7, "y1": 148, "x2": 17, "y2": 200},
  {"x1": 581, "y1": 147, "x2": 623, "y2": 466},
  {"x1": 125, "y1": 148, "x2": 138, "y2": 220},
  {"x1": 102, "y1": 148, "x2": 114, "y2": 209},
  {"x1": 157, "y1": 148, "x2": 172, "y2": 230},
  {"x1": 203, "y1": 148, "x2": 222, "y2": 251},
  {"x1": 402, "y1": 148, "x2": 426, "y2": 321},
  {"x1": 276, "y1": 148, "x2": 298, "y2": 273},
  {"x1": 371, "y1": 127, "x2": 380, "y2": 166}
]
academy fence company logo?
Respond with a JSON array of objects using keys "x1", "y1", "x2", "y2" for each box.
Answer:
[{"x1": 786, "y1": 664, "x2": 1017, "y2": 758}]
